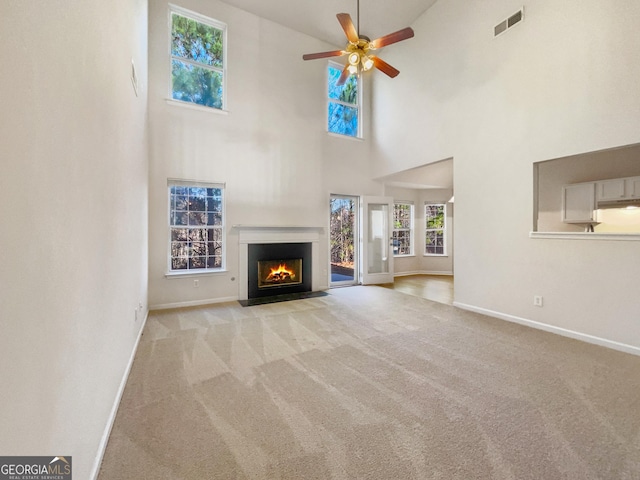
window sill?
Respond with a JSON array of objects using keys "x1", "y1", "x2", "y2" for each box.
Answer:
[
  {"x1": 394, "y1": 254, "x2": 416, "y2": 258},
  {"x1": 165, "y1": 269, "x2": 228, "y2": 278},
  {"x1": 165, "y1": 98, "x2": 229, "y2": 115},
  {"x1": 423, "y1": 254, "x2": 449, "y2": 257},
  {"x1": 327, "y1": 131, "x2": 364, "y2": 142},
  {"x1": 529, "y1": 232, "x2": 640, "y2": 241}
]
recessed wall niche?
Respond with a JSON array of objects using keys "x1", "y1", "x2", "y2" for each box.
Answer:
[{"x1": 534, "y1": 143, "x2": 640, "y2": 233}]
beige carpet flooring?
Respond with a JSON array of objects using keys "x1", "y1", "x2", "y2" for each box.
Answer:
[{"x1": 99, "y1": 286, "x2": 640, "y2": 479}]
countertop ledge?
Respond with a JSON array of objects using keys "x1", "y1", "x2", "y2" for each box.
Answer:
[{"x1": 530, "y1": 232, "x2": 640, "y2": 241}]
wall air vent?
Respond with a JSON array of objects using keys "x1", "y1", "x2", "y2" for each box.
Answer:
[
  {"x1": 494, "y1": 20, "x2": 507, "y2": 36},
  {"x1": 494, "y1": 7, "x2": 524, "y2": 37}
]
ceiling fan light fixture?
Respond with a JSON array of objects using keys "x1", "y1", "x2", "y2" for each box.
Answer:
[
  {"x1": 362, "y1": 55, "x2": 374, "y2": 71},
  {"x1": 348, "y1": 52, "x2": 360, "y2": 66},
  {"x1": 347, "y1": 64, "x2": 358, "y2": 75}
]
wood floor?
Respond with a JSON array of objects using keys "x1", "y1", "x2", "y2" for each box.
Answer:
[{"x1": 382, "y1": 274, "x2": 454, "y2": 305}]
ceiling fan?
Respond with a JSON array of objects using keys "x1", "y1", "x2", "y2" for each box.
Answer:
[{"x1": 302, "y1": 0, "x2": 414, "y2": 85}]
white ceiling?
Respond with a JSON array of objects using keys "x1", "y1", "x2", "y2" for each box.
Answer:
[{"x1": 217, "y1": 0, "x2": 438, "y2": 47}]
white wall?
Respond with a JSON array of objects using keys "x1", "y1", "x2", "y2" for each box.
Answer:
[
  {"x1": 148, "y1": 0, "x2": 383, "y2": 308},
  {"x1": 373, "y1": 0, "x2": 640, "y2": 351},
  {"x1": 0, "y1": 1, "x2": 148, "y2": 478}
]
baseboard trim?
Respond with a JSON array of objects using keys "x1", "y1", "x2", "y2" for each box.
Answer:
[
  {"x1": 394, "y1": 270, "x2": 453, "y2": 277},
  {"x1": 150, "y1": 296, "x2": 238, "y2": 311},
  {"x1": 90, "y1": 309, "x2": 149, "y2": 480},
  {"x1": 453, "y1": 302, "x2": 640, "y2": 357},
  {"x1": 393, "y1": 271, "x2": 422, "y2": 277}
]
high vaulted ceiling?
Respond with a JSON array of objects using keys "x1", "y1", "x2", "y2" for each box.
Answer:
[
  {"x1": 218, "y1": 0, "x2": 447, "y2": 191},
  {"x1": 218, "y1": 0, "x2": 438, "y2": 47}
]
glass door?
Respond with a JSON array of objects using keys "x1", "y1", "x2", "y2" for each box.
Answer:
[
  {"x1": 329, "y1": 195, "x2": 359, "y2": 286},
  {"x1": 361, "y1": 196, "x2": 394, "y2": 285}
]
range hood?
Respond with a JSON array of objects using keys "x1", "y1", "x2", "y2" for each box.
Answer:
[{"x1": 597, "y1": 198, "x2": 640, "y2": 209}]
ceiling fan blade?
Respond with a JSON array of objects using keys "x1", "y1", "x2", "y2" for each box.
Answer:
[
  {"x1": 336, "y1": 64, "x2": 352, "y2": 86},
  {"x1": 302, "y1": 50, "x2": 345, "y2": 61},
  {"x1": 372, "y1": 56, "x2": 400, "y2": 78},
  {"x1": 337, "y1": 13, "x2": 359, "y2": 44},
  {"x1": 370, "y1": 27, "x2": 415, "y2": 49}
]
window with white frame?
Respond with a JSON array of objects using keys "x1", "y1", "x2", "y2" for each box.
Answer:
[
  {"x1": 425, "y1": 203, "x2": 446, "y2": 255},
  {"x1": 169, "y1": 181, "x2": 224, "y2": 271},
  {"x1": 170, "y1": 6, "x2": 226, "y2": 109},
  {"x1": 327, "y1": 62, "x2": 360, "y2": 137},
  {"x1": 393, "y1": 202, "x2": 413, "y2": 256}
]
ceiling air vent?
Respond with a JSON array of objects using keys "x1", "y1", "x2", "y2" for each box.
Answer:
[{"x1": 494, "y1": 7, "x2": 524, "y2": 37}]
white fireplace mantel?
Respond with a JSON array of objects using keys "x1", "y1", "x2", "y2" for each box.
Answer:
[
  {"x1": 234, "y1": 225, "x2": 326, "y2": 300},
  {"x1": 234, "y1": 225, "x2": 324, "y2": 242}
]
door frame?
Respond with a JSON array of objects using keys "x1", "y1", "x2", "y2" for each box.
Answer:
[
  {"x1": 361, "y1": 196, "x2": 395, "y2": 285},
  {"x1": 329, "y1": 194, "x2": 360, "y2": 287}
]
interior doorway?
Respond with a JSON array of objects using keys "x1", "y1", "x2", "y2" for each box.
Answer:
[{"x1": 329, "y1": 195, "x2": 359, "y2": 286}]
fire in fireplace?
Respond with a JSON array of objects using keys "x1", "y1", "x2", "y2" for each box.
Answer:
[
  {"x1": 247, "y1": 242, "x2": 312, "y2": 300},
  {"x1": 258, "y1": 259, "x2": 302, "y2": 288}
]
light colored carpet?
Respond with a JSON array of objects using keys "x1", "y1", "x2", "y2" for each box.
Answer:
[{"x1": 99, "y1": 286, "x2": 640, "y2": 479}]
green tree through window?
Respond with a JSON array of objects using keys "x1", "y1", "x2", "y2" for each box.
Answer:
[
  {"x1": 393, "y1": 203, "x2": 413, "y2": 256},
  {"x1": 171, "y1": 9, "x2": 225, "y2": 109},
  {"x1": 425, "y1": 204, "x2": 446, "y2": 255},
  {"x1": 169, "y1": 182, "x2": 225, "y2": 271},
  {"x1": 327, "y1": 64, "x2": 359, "y2": 137},
  {"x1": 330, "y1": 197, "x2": 356, "y2": 267}
]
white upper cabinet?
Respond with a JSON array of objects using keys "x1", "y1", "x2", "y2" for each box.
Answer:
[
  {"x1": 596, "y1": 179, "x2": 625, "y2": 201},
  {"x1": 563, "y1": 175, "x2": 640, "y2": 224},
  {"x1": 627, "y1": 177, "x2": 640, "y2": 199},
  {"x1": 596, "y1": 176, "x2": 640, "y2": 202},
  {"x1": 562, "y1": 183, "x2": 596, "y2": 223}
]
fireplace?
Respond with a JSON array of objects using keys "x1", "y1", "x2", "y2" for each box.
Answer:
[
  {"x1": 258, "y1": 259, "x2": 302, "y2": 289},
  {"x1": 236, "y1": 225, "x2": 326, "y2": 305},
  {"x1": 248, "y1": 242, "x2": 312, "y2": 300}
]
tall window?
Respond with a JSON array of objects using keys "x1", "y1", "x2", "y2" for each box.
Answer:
[
  {"x1": 169, "y1": 181, "x2": 224, "y2": 271},
  {"x1": 393, "y1": 202, "x2": 413, "y2": 256},
  {"x1": 425, "y1": 203, "x2": 446, "y2": 255},
  {"x1": 170, "y1": 6, "x2": 226, "y2": 109},
  {"x1": 327, "y1": 62, "x2": 360, "y2": 137}
]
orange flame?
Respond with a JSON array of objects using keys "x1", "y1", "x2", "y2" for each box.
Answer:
[{"x1": 266, "y1": 263, "x2": 295, "y2": 282}]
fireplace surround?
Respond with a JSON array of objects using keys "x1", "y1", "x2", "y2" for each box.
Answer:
[
  {"x1": 236, "y1": 225, "x2": 326, "y2": 304},
  {"x1": 248, "y1": 242, "x2": 312, "y2": 299}
]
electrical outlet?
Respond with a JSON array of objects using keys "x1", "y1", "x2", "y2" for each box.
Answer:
[
  {"x1": 193, "y1": 279, "x2": 199, "y2": 288},
  {"x1": 533, "y1": 295, "x2": 543, "y2": 307}
]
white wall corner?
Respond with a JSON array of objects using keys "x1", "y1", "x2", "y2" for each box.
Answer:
[{"x1": 90, "y1": 309, "x2": 149, "y2": 480}]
